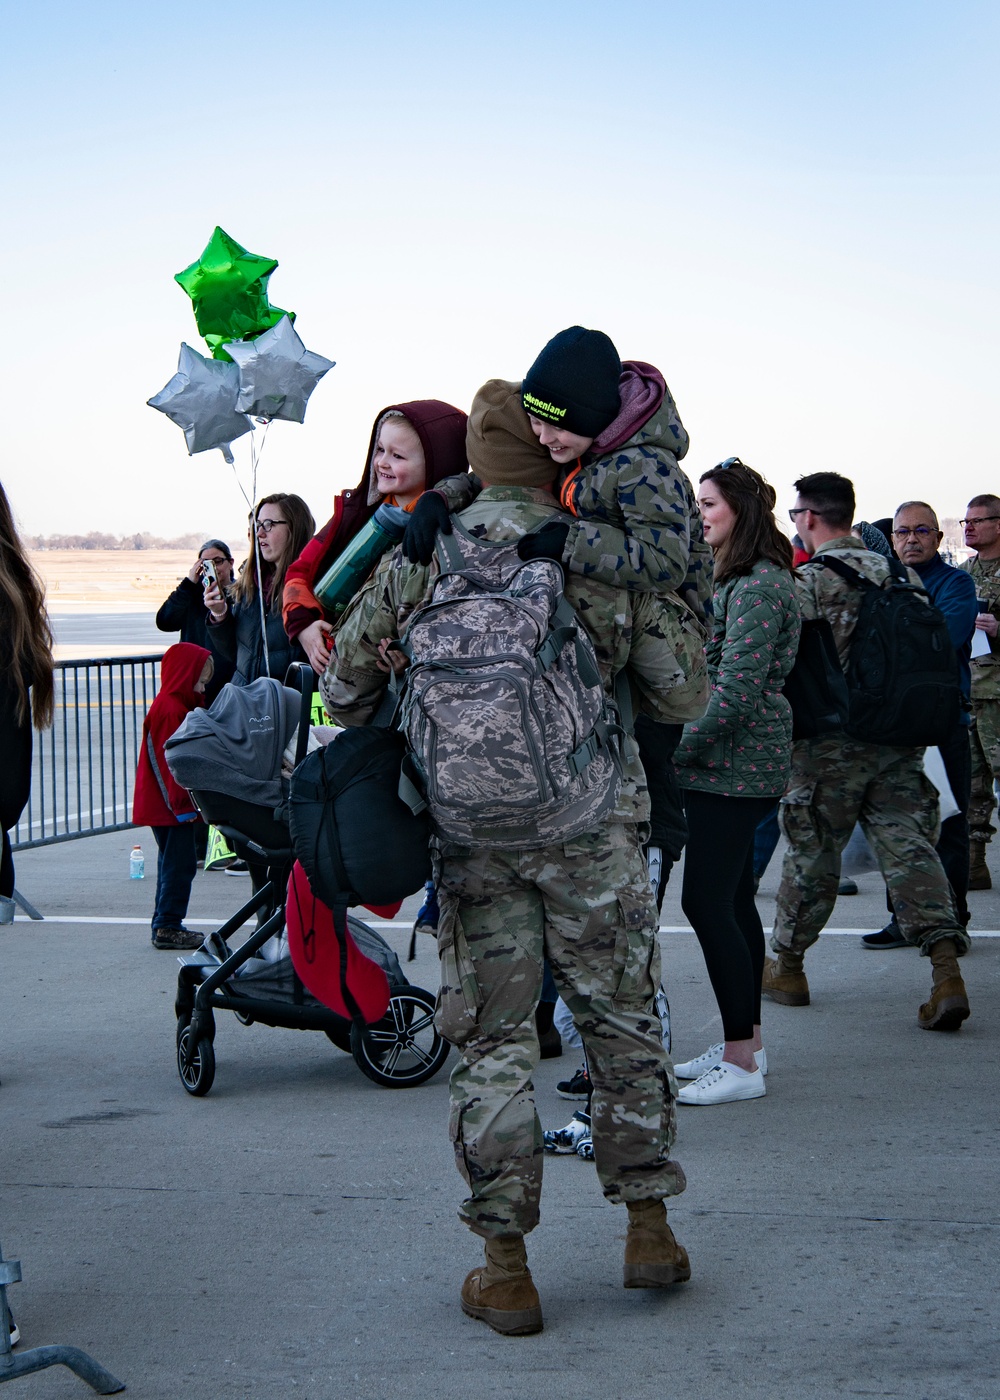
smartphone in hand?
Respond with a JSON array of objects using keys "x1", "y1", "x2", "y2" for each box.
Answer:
[{"x1": 201, "y1": 559, "x2": 219, "y2": 590}]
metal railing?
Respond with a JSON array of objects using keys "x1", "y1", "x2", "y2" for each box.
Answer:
[{"x1": 11, "y1": 655, "x2": 163, "y2": 852}]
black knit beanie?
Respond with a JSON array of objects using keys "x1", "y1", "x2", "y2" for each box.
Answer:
[{"x1": 521, "y1": 327, "x2": 622, "y2": 438}]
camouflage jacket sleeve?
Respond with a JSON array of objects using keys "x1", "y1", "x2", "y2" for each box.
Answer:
[
  {"x1": 563, "y1": 446, "x2": 703, "y2": 600},
  {"x1": 429, "y1": 474, "x2": 480, "y2": 514},
  {"x1": 318, "y1": 551, "x2": 433, "y2": 725}
]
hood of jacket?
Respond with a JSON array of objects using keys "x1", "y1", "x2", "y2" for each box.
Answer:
[
  {"x1": 362, "y1": 399, "x2": 469, "y2": 507},
  {"x1": 158, "y1": 642, "x2": 212, "y2": 710},
  {"x1": 591, "y1": 361, "x2": 689, "y2": 460}
]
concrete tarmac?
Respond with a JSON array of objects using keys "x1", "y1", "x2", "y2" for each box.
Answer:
[{"x1": 3, "y1": 832, "x2": 998, "y2": 1399}]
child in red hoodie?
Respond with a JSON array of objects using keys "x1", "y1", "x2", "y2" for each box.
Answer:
[
  {"x1": 282, "y1": 400, "x2": 468, "y2": 674},
  {"x1": 133, "y1": 643, "x2": 213, "y2": 950}
]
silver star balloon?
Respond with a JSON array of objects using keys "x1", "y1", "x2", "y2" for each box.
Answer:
[
  {"x1": 148, "y1": 343, "x2": 252, "y2": 464},
  {"x1": 226, "y1": 314, "x2": 335, "y2": 423}
]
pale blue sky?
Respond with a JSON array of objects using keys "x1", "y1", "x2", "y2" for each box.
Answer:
[{"x1": 2, "y1": 1, "x2": 997, "y2": 538}]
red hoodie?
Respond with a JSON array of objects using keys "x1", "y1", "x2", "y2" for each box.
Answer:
[
  {"x1": 132, "y1": 643, "x2": 211, "y2": 827},
  {"x1": 282, "y1": 399, "x2": 468, "y2": 640}
]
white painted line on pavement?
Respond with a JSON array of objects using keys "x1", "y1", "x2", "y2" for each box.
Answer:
[{"x1": 11, "y1": 916, "x2": 1000, "y2": 938}]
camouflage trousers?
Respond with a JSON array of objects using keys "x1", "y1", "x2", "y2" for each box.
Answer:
[
  {"x1": 772, "y1": 737, "x2": 970, "y2": 958},
  {"x1": 967, "y1": 701, "x2": 1000, "y2": 842},
  {"x1": 434, "y1": 823, "x2": 685, "y2": 1240}
]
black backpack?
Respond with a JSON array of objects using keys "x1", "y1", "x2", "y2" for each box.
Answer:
[
  {"x1": 287, "y1": 727, "x2": 432, "y2": 912},
  {"x1": 782, "y1": 617, "x2": 850, "y2": 741},
  {"x1": 820, "y1": 555, "x2": 960, "y2": 747}
]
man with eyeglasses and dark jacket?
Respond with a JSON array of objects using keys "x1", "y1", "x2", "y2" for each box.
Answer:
[
  {"x1": 862, "y1": 501, "x2": 976, "y2": 947},
  {"x1": 960, "y1": 494, "x2": 1000, "y2": 888}
]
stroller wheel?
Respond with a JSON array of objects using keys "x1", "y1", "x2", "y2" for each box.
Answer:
[
  {"x1": 177, "y1": 1024, "x2": 216, "y2": 1096},
  {"x1": 350, "y1": 987, "x2": 449, "y2": 1089}
]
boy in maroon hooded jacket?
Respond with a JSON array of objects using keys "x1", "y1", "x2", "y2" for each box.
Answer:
[
  {"x1": 133, "y1": 642, "x2": 213, "y2": 950},
  {"x1": 282, "y1": 400, "x2": 468, "y2": 673}
]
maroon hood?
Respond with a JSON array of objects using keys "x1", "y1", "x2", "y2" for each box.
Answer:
[
  {"x1": 360, "y1": 399, "x2": 469, "y2": 506},
  {"x1": 591, "y1": 362, "x2": 667, "y2": 455}
]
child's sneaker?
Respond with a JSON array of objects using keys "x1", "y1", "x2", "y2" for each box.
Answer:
[
  {"x1": 556, "y1": 1065, "x2": 592, "y2": 1100},
  {"x1": 152, "y1": 926, "x2": 203, "y2": 951},
  {"x1": 413, "y1": 880, "x2": 439, "y2": 933},
  {"x1": 543, "y1": 1110, "x2": 591, "y2": 1154}
]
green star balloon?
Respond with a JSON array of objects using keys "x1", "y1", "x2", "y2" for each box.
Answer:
[
  {"x1": 205, "y1": 304, "x2": 296, "y2": 361},
  {"x1": 175, "y1": 226, "x2": 287, "y2": 352}
]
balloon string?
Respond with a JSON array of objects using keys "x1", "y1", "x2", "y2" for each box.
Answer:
[{"x1": 249, "y1": 421, "x2": 272, "y2": 678}]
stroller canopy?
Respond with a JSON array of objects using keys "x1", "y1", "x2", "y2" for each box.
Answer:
[{"x1": 165, "y1": 677, "x2": 301, "y2": 809}]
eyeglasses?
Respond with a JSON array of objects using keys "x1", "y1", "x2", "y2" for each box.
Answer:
[
  {"x1": 788, "y1": 506, "x2": 824, "y2": 522},
  {"x1": 255, "y1": 518, "x2": 287, "y2": 534},
  {"x1": 892, "y1": 526, "x2": 937, "y2": 540},
  {"x1": 960, "y1": 516, "x2": 1000, "y2": 528}
]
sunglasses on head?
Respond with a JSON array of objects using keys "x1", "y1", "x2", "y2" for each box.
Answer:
[{"x1": 712, "y1": 457, "x2": 760, "y2": 493}]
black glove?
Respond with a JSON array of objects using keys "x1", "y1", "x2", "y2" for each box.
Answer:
[
  {"x1": 516, "y1": 520, "x2": 570, "y2": 563},
  {"x1": 400, "y1": 491, "x2": 453, "y2": 564}
]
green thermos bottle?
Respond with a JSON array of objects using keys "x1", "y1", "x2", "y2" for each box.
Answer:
[{"x1": 313, "y1": 502, "x2": 410, "y2": 616}]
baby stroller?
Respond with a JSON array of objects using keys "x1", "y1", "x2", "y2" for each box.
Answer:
[{"x1": 163, "y1": 668, "x2": 449, "y2": 1097}]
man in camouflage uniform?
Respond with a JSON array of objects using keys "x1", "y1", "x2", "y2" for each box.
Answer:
[
  {"x1": 763, "y1": 472, "x2": 971, "y2": 1030},
  {"x1": 401, "y1": 328, "x2": 712, "y2": 909},
  {"x1": 960, "y1": 494, "x2": 1000, "y2": 889},
  {"x1": 322, "y1": 381, "x2": 689, "y2": 1336}
]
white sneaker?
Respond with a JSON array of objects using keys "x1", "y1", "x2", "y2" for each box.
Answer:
[
  {"x1": 676, "y1": 1062, "x2": 767, "y2": 1105},
  {"x1": 674, "y1": 1044, "x2": 767, "y2": 1079}
]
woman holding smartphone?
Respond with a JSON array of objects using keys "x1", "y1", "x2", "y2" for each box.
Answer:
[
  {"x1": 672, "y1": 459, "x2": 801, "y2": 1105},
  {"x1": 156, "y1": 539, "x2": 236, "y2": 699}
]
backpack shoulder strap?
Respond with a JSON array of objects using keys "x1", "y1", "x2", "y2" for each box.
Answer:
[{"x1": 819, "y1": 554, "x2": 870, "y2": 588}]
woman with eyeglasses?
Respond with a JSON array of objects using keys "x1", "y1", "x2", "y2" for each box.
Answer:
[
  {"x1": 205, "y1": 493, "x2": 316, "y2": 686},
  {"x1": 672, "y1": 459, "x2": 801, "y2": 1105}
]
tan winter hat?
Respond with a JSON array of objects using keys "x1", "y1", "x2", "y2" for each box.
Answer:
[{"x1": 466, "y1": 379, "x2": 556, "y2": 488}]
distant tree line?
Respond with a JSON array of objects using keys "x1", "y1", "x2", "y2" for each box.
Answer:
[{"x1": 28, "y1": 531, "x2": 209, "y2": 551}]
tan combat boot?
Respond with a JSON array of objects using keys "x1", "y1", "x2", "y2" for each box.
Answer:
[
  {"x1": 918, "y1": 938, "x2": 970, "y2": 1032},
  {"x1": 460, "y1": 1235, "x2": 543, "y2": 1335},
  {"x1": 968, "y1": 840, "x2": 992, "y2": 891},
  {"x1": 623, "y1": 1199, "x2": 691, "y2": 1288},
  {"x1": 761, "y1": 950, "x2": 810, "y2": 1006}
]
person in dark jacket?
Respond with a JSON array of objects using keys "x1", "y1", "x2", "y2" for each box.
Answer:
[
  {"x1": 155, "y1": 539, "x2": 236, "y2": 699},
  {"x1": 863, "y1": 500, "x2": 977, "y2": 947},
  {"x1": 133, "y1": 642, "x2": 213, "y2": 949},
  {"x1": 205, "y1": 494, "x2": 315, "y2": 686},
  {"x1": 282, "y1": 400, "x2": 468, "y2": 673},
  {"x1": 0, "y1": 481, "x2": 54, "y2": 927}
]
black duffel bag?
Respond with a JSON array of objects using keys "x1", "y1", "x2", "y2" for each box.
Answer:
[
  {"x1": 783, "y1": 617, "x2": 850, "y2": 741},
  {"x1": 288, "y1": 726, "x2": 432, "y2": 909}
]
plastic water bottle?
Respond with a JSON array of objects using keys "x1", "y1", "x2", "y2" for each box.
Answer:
[{"x1": 129, "y1": 845, "x2": 145, "y2": 880}]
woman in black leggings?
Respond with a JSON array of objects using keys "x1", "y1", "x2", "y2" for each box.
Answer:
[{"x1": 672, "y1": 459, "x2": 801, "y2": 1105}]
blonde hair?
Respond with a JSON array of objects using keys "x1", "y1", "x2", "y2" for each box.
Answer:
[{"x1": 0, "y1": 482, "x2": 54, "y2": 728}]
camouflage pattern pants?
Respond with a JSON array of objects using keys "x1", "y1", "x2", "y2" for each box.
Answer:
[
  {"x1": 434, "y1": 823, "x2": 685, "y2": 1240},
  {"x1": 772, "y1": 737, "x2": 970, "y2": 958},
  {"x1": 967, "y1": 701, "x2": 1000, "y2": 842}
]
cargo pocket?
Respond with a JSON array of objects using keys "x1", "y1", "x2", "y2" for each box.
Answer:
[
  {"x1": 778, "y1": 778, "x2": 819, "y2": 854},
  {"x1": 611, "y1": 891, "x2": 659, "y2": 1007},
  {"x1": 434, "y1": 905, "x2": 482, "y2": 1047}
]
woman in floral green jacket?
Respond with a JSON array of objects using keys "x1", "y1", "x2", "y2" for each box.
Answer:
[{"x1": 672, "y1": 459, "x2": 801, "y2": 1106}]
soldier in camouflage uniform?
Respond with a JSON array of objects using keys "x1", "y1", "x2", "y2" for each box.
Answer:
[
  {"x1": 764, "y1": 472, "x2": 971, "y2": 1032},
  {"x1": 401, "y1": 328, "x2": 712, "y2": 907},
  {"x1": 322, "y1": 380, "x2": 689, "y2": 1336},
  {"x1": 959, "y1": 494, "x2": 1000, "y2": 888}
]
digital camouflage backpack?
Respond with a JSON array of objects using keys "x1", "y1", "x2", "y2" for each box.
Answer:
[{"x1": 395, "y1": 523, "x2": 623, "y2": 849}]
